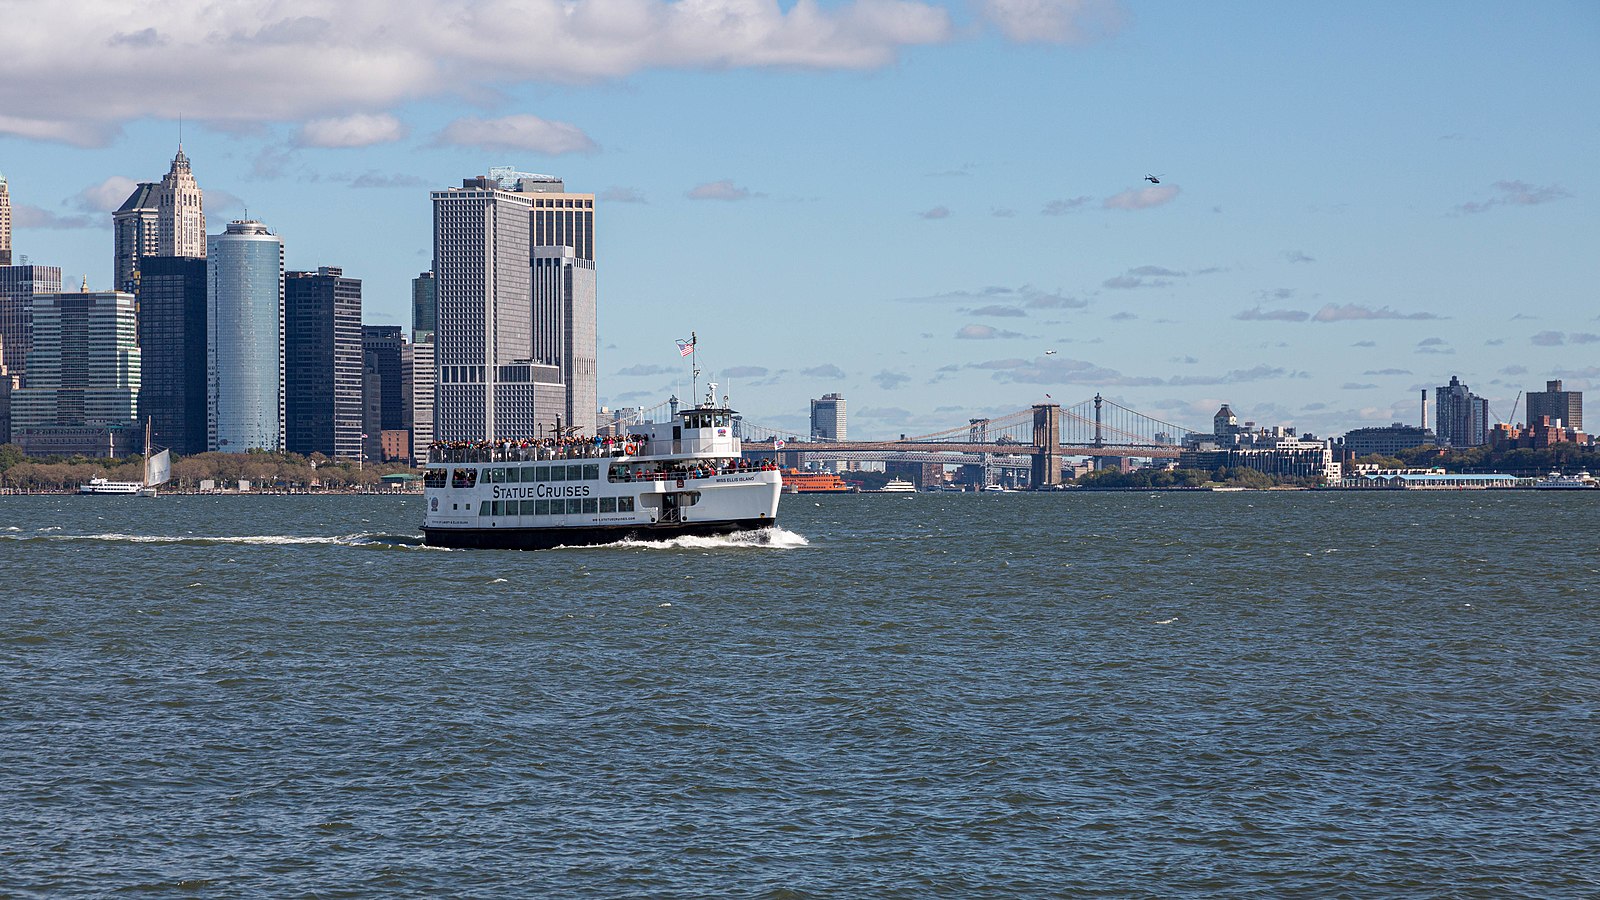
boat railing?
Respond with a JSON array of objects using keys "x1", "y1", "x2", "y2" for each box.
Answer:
[
  {"x1": 429, "y1": 440, "x2": 655, "y2": 464},
  {"x1": 608, "y1": 461, "x2": 780, "y2": 484}
]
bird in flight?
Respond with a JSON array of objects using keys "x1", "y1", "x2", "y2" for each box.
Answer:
[
  {"x1": 1044, "y1": 349, "x2": 1057, "y2": 355},
  {"x1": 1145, "y1": 174, "x2": 1163, "y2": 184}
]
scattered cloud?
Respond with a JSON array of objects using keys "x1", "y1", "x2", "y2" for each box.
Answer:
[
  {"x1": 688, "y1": 179, "x2": 756, "y2": 201},
  {"x1": 720, "y1": 366, "x2": 769, "y2": 379},
  {"x1": 956, "y1": 324, "x2": 1026, "y2": 340},
  {"x1": 1510, "y1": 313, "x2": 1538, "y2": 321},
  {"x1": 801, "y1": 364, "x2": 847, "y2": 379},
  {"x1": 872, "y1": 370, "x2": 912, "y2": 389},
  {"x1": 1415, "y1": 337, "x2": 1454, "y2": 354},
  {"x1": 600, "y1": 186, "x2": 647, "y2": 203},
  {"x1": 1168, "y1": 365, "x2": 1288, "y2": 387},
  {"x1": 980, "y1": 355, "x2": 1164, "y2": 387},
  {"x1": 1485, "y1": 338, "x2": 1504, "y2": 346},
  {"x1": 72, "y1": 175, "x2": 138, "y2": 213},
  {"x1": 1284, "y1": 250, "x2": 1315, "y2": 264},
  {"x1": 968, "y1": 304, "x2": 1028, "y2": 317},
  {"x1": 1455, "y1": 180, "x2": 1573, "y2": 214},
  {"x1": 898, "y1": 285, "x2": 1085, "y2": 309},
  {"x1": 1129, "y1": 265, "x2": 1184, "y2": 277},
  {"x1": 1363, "y1": 368, "x2": 1411, "y2": 376},
  {"x1": 617, "y1": 364, "x2": 676, "y2": 377},
  {"x1": 1103, "y1": 184, "x2": 1180, "y2": 211},
  {"x1": 1108, "y1": 311, "x2": 1137, "y2": 321},
  {"x1": 1171, "y1": 355, "x2": 1198, "y2": 365},
  {"x1": 1342, "y1": 383, "x2": 1377, "y2": 390},
  {"x1": 978, "y1": 0, "x2": 1127, "y2": 44},
  {"x1": 918, "y1": 206, "x2": 951, "y2": 219},
  {"x1": 926, "y1": 164, "x2": 974, "y2": 177},
  {"x1": 1041, "y1": 196, "x2": 1091, "y2": 215},
  {"x1": 1234, "y1": 307, "x2": 1310, "y2": 322},
  {"x1": 435, "y1": 114, "x2": 597, "y2": 154},
  {"x1": 991, "y1": 207, "x2": 1016, "y2": 218},
  {"x1": 340, "y1": 171, "x2": 428, "y2": 189},
  {"x1": 1351, "y1": 340, "x2": 1377, "y2": 348},
  {"x1": 1500, "y1": 365, "x2": 1528, "y2": 375},
  {"x1": 12, "y1": 204, "x2": 98, "y2": 230},
  {"x1": 1531, "y1": 331, "x2": 1564, "y2": 346},
  {"x1": 296, "y1": 113, "x2": 407, "y2": 148},
  {"x1": 1312, "y1": 303, "x2": 1441, "y2": 322},
  {"x1": 1573, "y1": 333, "x2": 1600, "y2": 344}
]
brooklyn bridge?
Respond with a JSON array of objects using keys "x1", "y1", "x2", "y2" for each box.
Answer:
[{"x1": 631, "y1": 395, "x2": 1199, "y2": 487}]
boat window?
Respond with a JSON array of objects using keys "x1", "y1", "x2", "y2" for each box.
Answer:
[
  {"x1": 535, "y1": 499, "x2": 551, "y2": 515},
  {"x1": 567, "y1": 464, "x2": 583, "y2": 481},
  {"x1": 618, "y1": 496, "x2": 635, "y2": 513},
  {"x1": 683, "y1": 491, "x2": 701, "y2": 507},
  {"x1": 582, "y1": 498, "x2": 598, "y2": 514},
  {"x1": 600, "y1": 497, "x2": 617, "y2": 513},
  {"x1": 520, "y1": 500, "x2": 537, "y2": 515},
  {"x1": 505, "y1": 467, "x2": 522, "y2": 483},
  {"x1": 550, "y1": 465, "x2": 566, "y2": 482},
  {"x1": 583, "y1": 464, "x2": 599, "y2": 481},
  {"x1": 452, "y1": 468, "x2": 477, "y2": 489},
  {"x1": 478, "y1": 503, "x2": 491, "y2": 516},
  {"x1": 424, "y1": 469, "x2": 447, "y2": 488},
  {"x1": 566, "y1": 498, "x2": 583, "y2": 514},
  {"x1": 536, "y1": 465, "x2": 550, "y2": 481}
]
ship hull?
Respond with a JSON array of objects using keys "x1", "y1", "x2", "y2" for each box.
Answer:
[{"x1": 423, "y1": 516, "x2": 775, "y2": 550}]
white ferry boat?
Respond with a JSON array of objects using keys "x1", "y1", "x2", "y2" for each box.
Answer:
[
  {"x1": 1533, "y1": 471, "x2": 1597, "y2": 490},
  {"x1": 875, "y1": 478, "x2": 917, "y2": 493},
  {"x1": 78, "y1": 420, "x2": 172, "y2": 496},
  {"x1": 422, "y1": 385, "x2": 781, "y2": 550}
]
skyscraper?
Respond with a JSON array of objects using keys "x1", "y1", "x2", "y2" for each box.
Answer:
[
  {"x1": 136, "y1": 256, "x2": 208, "y2": 455},
  {"x1": 532, "y1": 246, "x2": 596, "y2": 430},
  {"x1": 431, "y1": 175, "x2": 566, "y2": 441},
  {"x1": 1525, "y1": 379, "x2": 1582, "y2": 431},
  {"x1": 363, "y1": 324, "x2": 405, "y2": 459},
  {"x1": 0, "y1": 171, "x2": 12, "y2": 266},
  {"x1": 112, "y1": 182, "x2": 160, "y2": 294},
  {"x1": 405, "y1": 338, "x2": 434, "y2": 464},
  {"x1": 811, "y1": 393, "x2": 847, "y2": 441},
  {"x1": 12, "y1": 290, "x2": 141, "y2": 457},
  {"x1": 208, "y1": 220, "x2": 283, "y2": 452},
  {"x1": 285, "y1": 267, "x2": 363, "y2": 460},
  {"x1": 158, "y1": 147, "x2": 206, "y2": 259},
  {"x1": 0, "y1": 264, "x2": 64, "y2": 381},
  {"x1": 412, "y1": 270, "x2": 436, "y2": 342},
  {"x1": 1436, "y1": 375, "x2": 1489, "y2": 448}
]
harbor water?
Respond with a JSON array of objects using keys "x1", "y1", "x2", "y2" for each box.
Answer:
[{"x1": 2, "y1": 491, "x2": 1597, "y2": 897}]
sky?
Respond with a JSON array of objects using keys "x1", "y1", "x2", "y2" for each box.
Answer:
[{"x1": 2, "y1": 0, "x2": 1596, "y2": 440}]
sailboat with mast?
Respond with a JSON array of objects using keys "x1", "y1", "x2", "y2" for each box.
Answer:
[{"x1": 78, "y1": 420, "x2": 172, "y2": 496}]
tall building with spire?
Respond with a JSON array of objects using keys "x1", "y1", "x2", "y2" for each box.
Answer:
[
  {"x1": 158, "y1": 147, "x2": 206, "y2": 259},
  {"x1": 0, "y1": 171, "x2": 12, "y2": 266}
]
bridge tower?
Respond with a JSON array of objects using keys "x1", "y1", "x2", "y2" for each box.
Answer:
[{"x1": 1032, "y1": 403, "x2": 1062, "y2": 487}]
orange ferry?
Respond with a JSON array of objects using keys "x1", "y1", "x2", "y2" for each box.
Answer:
[{"x1": 781, "y1": 468, "x2": 858, "y2": 494}]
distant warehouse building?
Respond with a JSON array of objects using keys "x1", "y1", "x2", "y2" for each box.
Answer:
[{"x1": 1341, "y1": 423, "x2": 1436, "y2": 458}]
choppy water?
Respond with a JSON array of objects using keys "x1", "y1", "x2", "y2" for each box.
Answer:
[{"x1": 2, "y1": 491, "x2": 1598, "y2": 897}]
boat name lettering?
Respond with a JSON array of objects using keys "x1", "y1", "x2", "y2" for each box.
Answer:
[
  {"x1": 715, "y1": 475, "x2": 757, "y2": 484},
  {"x1": 492, "y1": 484, "x2": 593, "y2": 499}
]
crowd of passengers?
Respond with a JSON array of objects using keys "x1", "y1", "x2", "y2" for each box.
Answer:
[
  {"x1": 610, "y1": 459, "x2": 779, "y2": 483},
  {"x1": 429, "y1": 435, "x2": 653, "y2": 463}
]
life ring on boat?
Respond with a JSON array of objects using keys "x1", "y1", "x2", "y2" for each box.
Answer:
[{"x1": 624, "y1": 444, "x2": 637, "y2": 455}]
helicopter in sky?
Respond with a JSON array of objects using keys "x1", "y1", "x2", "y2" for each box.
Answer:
[{"x1": 1144, "y1": 174, "x2": 1164, "y2": 184}]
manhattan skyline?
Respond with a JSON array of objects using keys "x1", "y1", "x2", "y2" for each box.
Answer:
[{"x1": 0, "y1": 1, "x2": 1594, "y2": 440}]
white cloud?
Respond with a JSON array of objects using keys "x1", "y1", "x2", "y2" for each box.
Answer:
[
  {"x1": 956, "y1": 324, "x2": 1026, "y2": 339},
  {"x1": 296, "y1": 113, "x2": 407, "y2": 148},
  {"x1": 979, "y1": 0, "x2": 1126, "y2": 44},
  {"x1": 1312, "y1": 304, "x2": 1441, "y2": 322},
  {"x1": 73, "y1": 176, "x2": 140, "y2": 213},
  {"x1": 12, "y1": 204, "x2": 98, "y2": 230},
  {"x1": 0, "y1": 1, "x2": 960, "y2": 144},
  {"x1": 1103, "y1": 184, "x2": 1180, "y2": 211},
  {"x1": 435, "y1": 115, "x2": 598, "y2": 154},
  {"x1": 687, "y1": 180, "x2": 754, "y2": 201},
  {"x1": 919, "y1": 206, "x2": 951, "y2": 219}
]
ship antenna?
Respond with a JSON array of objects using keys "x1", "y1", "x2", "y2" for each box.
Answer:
[{"x1": 690, "y1": 330, "x2": 699, "y2": 407}]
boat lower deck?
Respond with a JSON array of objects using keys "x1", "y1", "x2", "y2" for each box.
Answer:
[{"x1": 423, "y1": 516, "x2": 776, "y2": 550}]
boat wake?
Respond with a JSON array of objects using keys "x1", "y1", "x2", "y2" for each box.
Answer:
[
  {"x1": 0, "y1": 532, "x2": 441, "y2": 549},
  {"x1": 607, "y1": 526, "x2": 809, "y2": 551}
]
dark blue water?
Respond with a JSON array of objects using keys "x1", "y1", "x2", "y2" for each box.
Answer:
[{"x1": 3, "y1": 491, "x2": 1598, "y2": 897}]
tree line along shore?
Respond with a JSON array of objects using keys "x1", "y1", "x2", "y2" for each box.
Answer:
[{"x1": 0, "y1": 445, "x2": 419, "y2": 493}]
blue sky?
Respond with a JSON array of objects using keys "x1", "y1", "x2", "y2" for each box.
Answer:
[{"x1": 2, "y1": 1, "x2": 1595, "y2": 439}]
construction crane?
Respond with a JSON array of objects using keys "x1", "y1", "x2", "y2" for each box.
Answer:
[{"x1": 1493, "y1": 390, "x2": 1523, "y2": 426}]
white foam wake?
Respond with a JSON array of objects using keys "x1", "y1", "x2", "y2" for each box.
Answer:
[
  {"x1": 608, "y1": 526, "x2": 809, "y2": 551},
  {"x1": 0, "y1": 532, "x2": 432, "y2": 547}
]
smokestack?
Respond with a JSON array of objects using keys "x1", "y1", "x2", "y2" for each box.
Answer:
[{"x1": 1421, "y1": 389, "x2": 1427, "y2": 430}]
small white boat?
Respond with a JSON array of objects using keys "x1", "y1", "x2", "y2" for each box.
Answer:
[
  {"x1": 78, "y1": 419, "x2": 172, "y2": 496},
  {"x1": 875, "y1": 478, "x2": 916, "y2": 493},
  {"x1": 1533, "y1": 471, "x2": 1596, "y2": 490}
]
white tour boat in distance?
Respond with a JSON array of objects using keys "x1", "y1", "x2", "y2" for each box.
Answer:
[
  {"x1": 874, "y1": 478, "x2": 917, "y2": 493},
  {"x1": 78, "y1": 420, "x2": 172, "y2": 496},
  {"x1": 421, "y1": 383, "x2": 782, "y2": 550},
  {"x1": 1533, "y1": 471, "x2": 1597, "y2": 490}
]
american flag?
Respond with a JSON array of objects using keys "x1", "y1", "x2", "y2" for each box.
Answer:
[{"x1": 676, "y1": 338, "x2": 695, "y2": 357}]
